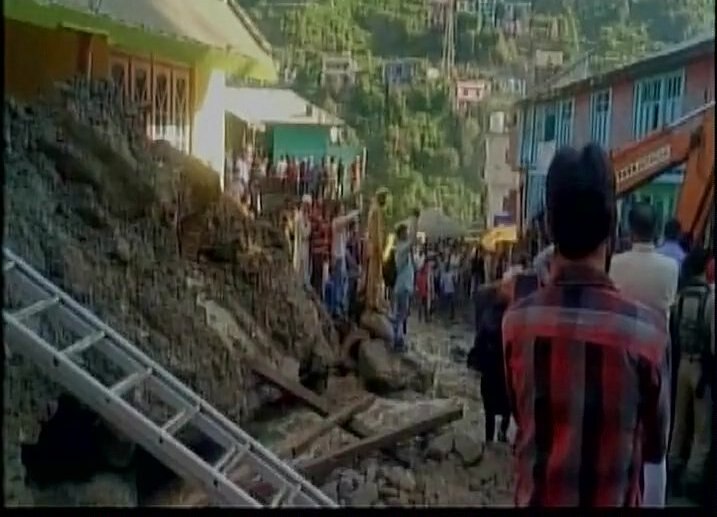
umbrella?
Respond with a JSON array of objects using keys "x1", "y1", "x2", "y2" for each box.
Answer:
[{"x1": 481, "y1": 225, "x2": 518, "y2": 252}]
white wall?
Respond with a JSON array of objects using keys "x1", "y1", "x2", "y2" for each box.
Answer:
[
  {"x1": 484, "y1": 133, "x2": 519, "y2": 228},
  {"x1": 192, "y1": 68, "x2": 227, "y2": 186}
]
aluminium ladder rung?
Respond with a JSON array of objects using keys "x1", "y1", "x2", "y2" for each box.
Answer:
[
  {"x1": 11, "y1": 296, "x2": 60, "y2": 321},
  {"x1": 111, "y1": 367, "x2": 153, "y2": 396},
  {"x1": 162, "y1": 404, "x2": 201, "y2": 436},
  {"x1": 215, "y1": 444, "x2": 249, "y2": 476},
  {"x1": 63, "y1": 330, "x2": 106, "y2": 357}
]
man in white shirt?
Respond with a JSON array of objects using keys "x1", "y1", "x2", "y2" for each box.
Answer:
[
  {"x1": 610, "y1": 202, "x2": 679, "y2": 320},
  {"x1": 609, "y1": 202, "x2": 677, "y2": 508},
  {"x1": 330, "y1": 204, "x2": 360, "y2": 317}
]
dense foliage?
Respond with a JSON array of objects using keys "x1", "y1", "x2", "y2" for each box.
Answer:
[{"x1": 241, "y1": 0, "x2": 714, "y2": 224}]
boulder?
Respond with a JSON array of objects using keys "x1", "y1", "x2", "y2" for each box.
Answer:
[
  {"x1": 453, "y1": 432, "x2": 484, "y2": 466},
  {"x1": 426, "y1": 431, "x2": 454, "y2": 460},
  {"x1": 357, "y1": 340, "x2": 406, "y2": 394},
  {"x1": 359, "y1": 310, "x2": 394, "y2": 343},
  {"x1": 350, "y1": 482, "x2": 379, "y2": 507}
]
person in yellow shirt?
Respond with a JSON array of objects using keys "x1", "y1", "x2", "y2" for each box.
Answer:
[{"x1": 364, "y1": 187, "x2": 389, "y2": 312}]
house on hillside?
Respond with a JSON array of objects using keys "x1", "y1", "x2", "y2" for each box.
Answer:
[
  {"x1": 3, "y1": 0, "x2": 277, "y2": 176},
  {"x1": 455, "y1": 79, "x2": 491, "y2": 113},
  {"x1": 383, "y1": 59, "x2": 423, "y2": 87},
  {"x1": 320, "y1": 54, "x2": 359, "y2": 88},
  {"x1": 224, "y1": 87, "x2": 364, "y2": 173},
  {"x1": 509, "y1": 33, "x2": 715, "y2": 234}
]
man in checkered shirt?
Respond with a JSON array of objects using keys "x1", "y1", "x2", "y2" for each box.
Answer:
[{"x1": 502, "y1": 144, "x2": 670, "y2": 507}]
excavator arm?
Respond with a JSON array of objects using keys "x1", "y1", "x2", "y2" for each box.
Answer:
[{"x1": 611, "y1": 102, "x2": 715, "y2": 240}]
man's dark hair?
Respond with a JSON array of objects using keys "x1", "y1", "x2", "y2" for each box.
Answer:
[
  {"x1": 663, "y1": 218, "x2": 682, "y2": 242},
  {"x1": 627, "y1": 202, "x2": 657, "y2": 243},
  {"x1": 681, "y1": 246, "x2": 710, "y2": 280},
  {"x1": 545, "y1": 144, "x2": 616, "y2": 261}
]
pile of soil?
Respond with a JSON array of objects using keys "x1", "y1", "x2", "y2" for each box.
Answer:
[{"x1": 3, "y1": 75, "x2": 338, "y2": 426}]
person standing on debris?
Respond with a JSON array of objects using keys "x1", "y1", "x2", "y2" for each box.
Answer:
[
  {"x1": 657, "y1": 218, "x2": 686, "y2": 270},
  {"x1": 293, "y1": 195, "x2": 313, "y2": 287},
  {"x1": 610, "y1": 202, "x2": 679, "y2": 321},
  {"x1": 330, "y1": 203, "x2": 360, "y2": 317},
  {"x1": 668, "y1": 247, "x2": 714, "y2": 502},
  {"x1": 503, "y1": 144, "x2": 670, "y2": 507},
  {"x1": 439, "y1": 262, "x2": 456, "y2": 320},
  {"x1": 365, "y1": 188, "x2": 389, "y2": 312},
  {"x1": 469, "y1": 284, "x2": 511, "y2": 443},
  {"x1": 393, "y1": 209, "x2": 420, "y2": 351}
]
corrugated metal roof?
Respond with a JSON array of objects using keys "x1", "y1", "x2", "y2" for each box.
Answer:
[
  {"x1": 225, "y1": 87, "x2": 344, "y2": 128},
  {"x1": 521, "y1": 32, "x2": 715, "y2": 105},
  {"x1": 39, "y1": 0, "x2": 273, "y2": 67}
]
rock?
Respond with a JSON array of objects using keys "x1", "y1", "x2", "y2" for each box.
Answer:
[
  {"x1": 453, "y1": 432, "x2": 484, "y2": 466},
  {"x1": 350, "y1": 482, "x2": 379, "y2": 507},
  {"x1": 385, "y1": 466, "x2": 416, "y2": 492},
  {"x1": 357, "y1": 340, "x2": 406, "y2": 394},
  {"x1": 426, "y1": 431, "x2": 454, "y2": 460},
  {"x1": 363, "y1": 459, "x2": 378, "y2": 484},
  {"x1": 378, "y1": 485, "x2": 400, "y2": 498},
  {"x1": 359, "y1": 311, "x2": 394, "y2": 343},
  {"x1": 320, "y1": 480, "x2": 339, "y2": 502},
  {"x1": 338, "y1": 469, "x2": 362, "y2": 498},
  {"x1": 112, "y1": 236, "x2": 132, "y2": 263}
]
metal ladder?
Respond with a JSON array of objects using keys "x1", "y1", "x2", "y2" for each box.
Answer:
[{"x1": 2, "y1": 247, "x2": 337, "y2": 508}]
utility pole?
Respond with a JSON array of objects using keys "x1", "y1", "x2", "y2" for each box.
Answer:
[{"x1": 441, "y1": 0, "x2": 456, "y2": 77}]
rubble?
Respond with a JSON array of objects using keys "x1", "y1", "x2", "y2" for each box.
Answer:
[{"x1": 3, "y1": 77, "x2": 339, "y2": 504}]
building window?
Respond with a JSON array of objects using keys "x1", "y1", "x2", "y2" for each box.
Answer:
[
  {"x1": 556, "y1": 98, "x2": 574, "y2": 146},
  {"x1": 110, "y1": 52, "x2": 191, "y2": 154},
  {"x1": 520, "y1": 107, "x2": 536, "y2": 167},
  {"x1": 590, "y1": 89, "x2": 612, "y2": 149},
  {"x1": 633, "y1": 70, "x2": 684, "y2": 138},
  {"x1": 543, "y1": 104, "x2": 557, "y2": 141},
  {"x1": 663, "y1": 71, "x2": 684, "y2": 125}
]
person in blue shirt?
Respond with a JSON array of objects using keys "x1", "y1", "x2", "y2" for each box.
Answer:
[
  {"x1": 392, "y1": 209, "x2": 420, "y2": 352},
  {"x1": 657, "y1": 218, "x2": 687, "y2": 270}
]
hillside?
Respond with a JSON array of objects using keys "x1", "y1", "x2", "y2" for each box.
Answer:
[{"x1": 240, "y1": 0, "x2": 715, "y2": 224}]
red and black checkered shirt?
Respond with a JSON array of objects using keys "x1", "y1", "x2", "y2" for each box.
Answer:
[{"x1": 502, "y1": 264, "x2": 670, "y2": 507}]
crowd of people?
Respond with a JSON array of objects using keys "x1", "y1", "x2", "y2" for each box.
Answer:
[
  {"x1": 467, "y1": 143, "x2": 714, "y2": 508},
  {"x1": 224, "y1": 146, "x2": 364, "y2": 216}
]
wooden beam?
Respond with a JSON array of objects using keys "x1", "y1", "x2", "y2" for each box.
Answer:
[
  {"x1": 276, "y1": 396, "x2": 375, "y2": 459},
  {"x1": 246, "y1": 405, "x2": 464, "y2": 499},
  {"x1": 299, "y1": 405, "x2": 463, "y2": 482},
  {"x1": 245, "y1": 358, "x2": 388, "y2": 446},
  {"x1": 181, "y1": 396, "x2": 375, "y2": 507}
]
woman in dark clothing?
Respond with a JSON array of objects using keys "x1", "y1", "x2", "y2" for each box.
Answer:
[{"x1": 467, "y1": 286, "x2": 511, "y2": 443}]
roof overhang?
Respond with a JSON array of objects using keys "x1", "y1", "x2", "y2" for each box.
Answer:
[{"x1": 3, "y1": 0, "x2": 277, "y2": 83}]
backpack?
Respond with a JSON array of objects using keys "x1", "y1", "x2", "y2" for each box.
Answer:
[{"x1": 673, "y1": 281, "x2": 711, "y2": 355}]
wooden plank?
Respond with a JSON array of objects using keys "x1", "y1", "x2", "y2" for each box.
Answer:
[
  {"x1": 298, "y1": 405, "x2": 463, "y2": 482},
  {"x1": 276, "y1": 396, "x2": 375, "y2": 459},
  {"x1": 182, "y1": 396, "x2": 375, "y2": 507},
  {"x1": 245, "y1": 358, "x2": 388, "y2": 445}
]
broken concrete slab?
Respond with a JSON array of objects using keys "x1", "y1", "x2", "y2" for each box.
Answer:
[
  {"x1": 350, "y1": 482, "x2": 379, "y2": 507},
  {"x1": 453, "y1": 432, "x2": 484, "y2": 466},
  {"x1": 426, "y1": 431, "x2": 454, "y2": 460}
]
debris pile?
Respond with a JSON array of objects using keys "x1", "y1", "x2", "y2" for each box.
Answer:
[{"x1": 3, "y1": 77, "x2": 339, "y2": 466}]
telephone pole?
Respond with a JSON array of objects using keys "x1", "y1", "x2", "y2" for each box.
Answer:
[{"x1": 441, "y1": 0, "x2": 456, "y2": 77}]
